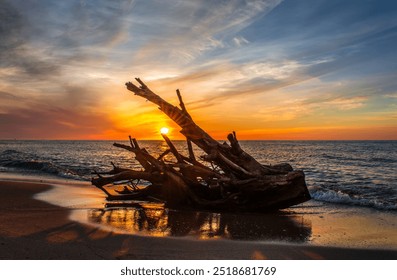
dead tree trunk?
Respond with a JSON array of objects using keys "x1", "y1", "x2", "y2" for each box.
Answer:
[{"x1": 91, "y1": 78, "x2": 311, "y2": 212}]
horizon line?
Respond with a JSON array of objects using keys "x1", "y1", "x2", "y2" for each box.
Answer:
[{"x1": 1, "y1": 139, "x2": 396, "y2": 141}]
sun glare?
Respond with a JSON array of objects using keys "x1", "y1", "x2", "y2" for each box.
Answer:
[{"x1": 160, "y1": 127, "x2": 169, "y2": 135}]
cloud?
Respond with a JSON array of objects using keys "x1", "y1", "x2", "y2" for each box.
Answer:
[
  {"x1": 0, "y1": 0, "x2": 136, "y2": 84},
  {"x1": 0, "y1": 1, "x2": 23, "y2": 56},
  {"x1": 247, "y1": 94, "x2": 369, "y2": 124},
  {"x1": 0, "y1": 90, "x2": 23, "y2": 111},
  {"x1": 132, "y1": 0, "x2": 283, "y2": 64},
  {"x1": 0, "y1": 91, "x2": 22, "y2": 101},
  {"x1": 385, "y1": 93, "x2": 397, "y2": 99},
  {"x1": 0, "y1": 1, "x2": 61, "y2": 79},
  {"x1": 233, "y1": 36, "x2": 250, "y2": 47},
  {"x1": 254, "y1": 102, "x2": 311, "y2": 122},
  {"x1": 1, "y1": 0, "x2": 396, "y2": 140},
  {"x1": 241, "y1": 60, "x2": 303, "y2": 80},
  {"x1": 0, "y1": 106, "x2": 112, "y2": 139},
  {"x1": 321, "y1": 96, "x2": 368, "y2": 110}
]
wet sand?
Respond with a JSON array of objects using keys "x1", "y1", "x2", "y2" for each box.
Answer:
[{"x1": 1, "y1": 176, "x2": 397, "y2": 260}]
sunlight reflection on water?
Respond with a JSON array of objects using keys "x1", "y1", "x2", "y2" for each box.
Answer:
[{"x1": 71, "y1": 202, "x2": 312, "y2": 242}]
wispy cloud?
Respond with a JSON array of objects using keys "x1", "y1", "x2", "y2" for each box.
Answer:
[
  {"x1": 131, "y1": 0, "x2": 283, "y2": 64},
  {"x1": 0, "y1": 105, "x2": 112, "y2": 139},
  {"x1": 0, "y1": 0, "x2": 135, "y2": 83},
  {"x1": 233, "y1": 36, "x2": 250, "y2": 47},
  {"x1": 1, "y1": 0, "x2": 396, "y2": 139}
]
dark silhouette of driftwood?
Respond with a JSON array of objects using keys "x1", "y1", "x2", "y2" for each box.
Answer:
[{"x1": 91, "y1": 78, "x2": 311, "y2": 212}]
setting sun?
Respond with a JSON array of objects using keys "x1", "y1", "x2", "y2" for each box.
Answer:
[{"x1": 160, "y1": 127, "x2": 169, "y2": 135}]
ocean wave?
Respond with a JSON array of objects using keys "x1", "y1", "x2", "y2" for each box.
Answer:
[
  {"x1": 369, "y1": 157, "x2": 397, "y2": 164},
  {"x1": 309, "y1": 186, "x2": 397, "y2": 211},
  {"x1": 321, "y1": 153, "x2": 397, "y2": 164},
  {"x1": 1, "y1": 149, "x2": 20, "y2": 155},
  {"x1": 0, "y1": 149, "x2": 87, "y2": 181}
]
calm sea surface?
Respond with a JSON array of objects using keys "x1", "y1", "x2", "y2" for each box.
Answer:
[{"x1": 1, "y1": 140, "x2": 396, "y2": 211}]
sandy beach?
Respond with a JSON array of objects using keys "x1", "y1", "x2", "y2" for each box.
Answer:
[{"x1": 1, "y1": 174, "x2": 397, "y2": 260}]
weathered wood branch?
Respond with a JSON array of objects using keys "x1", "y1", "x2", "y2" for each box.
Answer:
[
  {"x1": 186, "y1": 139, "x2": 196, "y2": 161},
  {"x1": 161, "y1": 134, "x2": 184, "y2": 163},
  {"x1": 92, "y1": 170, "x2": 162, "y2": 188},
  {"x1": 176, "y1": 89, "x2": 192, "y2": 120}
]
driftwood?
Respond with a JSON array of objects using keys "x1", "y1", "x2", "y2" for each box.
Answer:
[{"x1": 91, "y1": 78, "x2": 311, "y2": 212}]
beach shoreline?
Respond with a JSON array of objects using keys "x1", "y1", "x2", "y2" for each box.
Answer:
[{"x1": 0, "y1": 172, "x2": 397, "y2": 260}]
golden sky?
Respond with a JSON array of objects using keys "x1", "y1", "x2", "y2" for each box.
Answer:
[{"x1": 1, "y1": 0, "x2": 396, "y2": 140}]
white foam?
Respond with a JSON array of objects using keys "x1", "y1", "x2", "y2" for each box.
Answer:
[{"x1": 309, "y1": 187, "x2": 397, "y2": 211}]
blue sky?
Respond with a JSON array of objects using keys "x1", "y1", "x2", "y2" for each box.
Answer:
[{"x1": 1, "y1": 0, "x2": 396, "y2": 139}]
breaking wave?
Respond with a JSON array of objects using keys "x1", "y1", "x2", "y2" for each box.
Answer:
[
  {"x1": 309, "y1": 186, "x2": 397, "y2": 211},
  {"x1": 0, "y1": 149, "x2": 88, "y2": 181}
]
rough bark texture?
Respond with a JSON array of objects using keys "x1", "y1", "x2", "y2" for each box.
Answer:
[{"x1": 91, "y1": 78, "x2": 311, "y2": 212}]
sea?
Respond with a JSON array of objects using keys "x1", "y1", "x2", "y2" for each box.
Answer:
[{"x1": 1, "y1": 140, "x2": 396, "y2": 211}]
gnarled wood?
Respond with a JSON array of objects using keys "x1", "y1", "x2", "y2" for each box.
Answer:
[{"x1": 91, "y1": 78, "x2": 311, "y2": 212}]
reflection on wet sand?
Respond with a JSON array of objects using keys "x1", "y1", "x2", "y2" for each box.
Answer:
[{"x1": 87, "y1": 203, "x2": 312, "y2": 242}]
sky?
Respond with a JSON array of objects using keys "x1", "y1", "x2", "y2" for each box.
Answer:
[{"x1": 0, "y1": 0, "x2": 396, "y2": 140}]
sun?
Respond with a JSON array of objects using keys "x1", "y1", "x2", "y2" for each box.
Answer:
[{"x1": 160, "y1": 127, "x2": 169, "y2": 135}]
